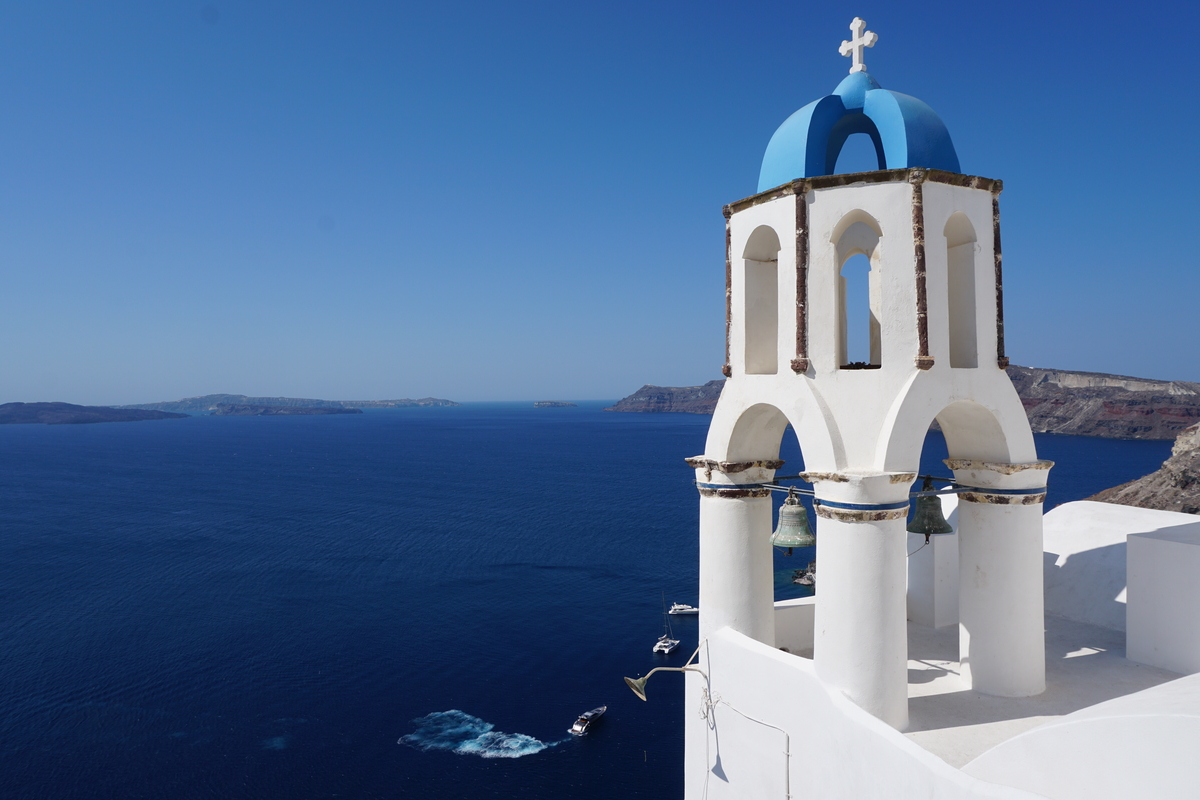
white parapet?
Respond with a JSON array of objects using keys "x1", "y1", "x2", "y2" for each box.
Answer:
[
  {"x1": 773, "y1": 595, "x2": 815, "y2": 656},
  {"x1": 1127, "y1": 522, "x2": 1200, "y2": 674},
  {"x1": 683, "y1": 627, "x2": 1044, "y2": 800}
]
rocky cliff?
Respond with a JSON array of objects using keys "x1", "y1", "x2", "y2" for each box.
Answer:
[
  {"x1": 1007, "y1": 366, "x2": 1200, "y2": 440},
  {"x1": 1086, "y1": 424, "x2": 1200, "y2": 514},
  {"x1": 604, "y1": 380, "x2": 726, "y2": 414},
  {"x1": 605, "y1": 366, "x2": 1200, "y2": 440}
]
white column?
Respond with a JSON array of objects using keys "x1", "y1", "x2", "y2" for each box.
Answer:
[
  {"x1": 690, "y1": 458, "x2": 780, "y2": 647},
  {"x1": 697, "y1": 492, "x2": 775, "y2": 646},
  {"x1": 949, "y1": 459, "x2": 1052, "y2": 697},
  {"x1": 810, "y1": 472, "x2": 914, "y2": 730}
]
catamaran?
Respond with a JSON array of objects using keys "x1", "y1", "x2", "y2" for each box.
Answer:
[{"x1": 653, "y1": 593, "x2": 680, "y2": 653}]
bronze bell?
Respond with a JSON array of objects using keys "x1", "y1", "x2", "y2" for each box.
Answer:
[
  {"x1": 907, "y1": 477, "x2": 954, "y2": 540},
  {"x1": 771, "y1": 489, "x2": 815, "y2": 555}
]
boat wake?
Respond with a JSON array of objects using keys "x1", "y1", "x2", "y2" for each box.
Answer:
[{"x1": 399, "y1": 710, "x2": 565, "y2": 759}]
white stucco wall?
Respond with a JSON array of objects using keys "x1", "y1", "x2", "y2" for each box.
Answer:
[
  {"x1": 773, "y1": 595, "x2": 815, "y2": 656},
  {"x1": 963, "y1": 672, "x2": 1200, "y2": 800},
  {"x1": 1127, "y1": 524, "x2": 1200, "y2": 674},
  {"x1": 683, "y1": 627, "x2": 1043, "y2": 800},
  {"x1": 715, "y1": 178, "x2": 1037, "y2": 477},
  {"x1": 1042, "y1": 501, "x2": 1200, "y2": 633}
]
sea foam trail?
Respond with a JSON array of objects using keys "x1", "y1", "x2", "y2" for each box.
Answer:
[{"x1": 399, "y1": 710, "x2": 564, "y2": 759}]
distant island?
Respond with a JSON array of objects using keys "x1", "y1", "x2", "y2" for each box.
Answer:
[
  {"x1": 605, "y1": 381, "x2": 725, "y2": 415},
  {"x1": 120, "y1": 394, "x2": 461, "y2": 416},
  {"x1": 533, "y1": 401, "x2": 577, "y2": 408},
  {"x1": 605, "y1": 365, "x2": 1200, "y2": 441},
  {"x1": 0, "y1": 402, "x2": 188, "y2": 426},
  {"x1": 211, "y1": 404, "x2": 363, "y2": 416}
]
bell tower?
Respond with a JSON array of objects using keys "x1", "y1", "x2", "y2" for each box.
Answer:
[{"x1": 688, "y1": 16, "x2": 1050, "y2": 749}]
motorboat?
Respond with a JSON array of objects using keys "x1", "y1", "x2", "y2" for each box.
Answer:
[
  {"x1": 569, "y1": 705, "x2": 607, "y2": 736},
  {"x1": 668, "y1": 603, "x2": 698, "y2": 615}
]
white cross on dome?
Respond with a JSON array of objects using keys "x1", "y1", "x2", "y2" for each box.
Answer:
[{"x1": 838, "y1": 17, "x2": 877, "y2": 74}]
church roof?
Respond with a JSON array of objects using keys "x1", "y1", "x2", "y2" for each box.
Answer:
[{"x1": 757, "y1": 67, "x2": 961, "y2": 192}]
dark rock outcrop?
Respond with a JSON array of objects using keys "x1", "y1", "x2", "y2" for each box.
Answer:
[
  {"x1": 0, "y1": 402, "x2": 187, "y2": 425},
  {"x1": 604, "y1": 380, "x2": 726, "y2": 414},
  {"x1": 1086, "y1": 424, "x2": 1200, "y2": 513},
  {"x1": 210, "y1": 404, "x2": 363, "y2": 416},
  {"x1": 605, "y1": 366, "x2": 1200, "y2": 440}
]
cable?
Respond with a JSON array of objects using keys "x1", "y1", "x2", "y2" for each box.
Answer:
[{"x1": 907, "y1": 539, "x2": 929, "y2": 558}]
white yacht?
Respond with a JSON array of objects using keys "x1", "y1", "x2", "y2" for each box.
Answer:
[{"x1": 568, "y1": 705, "x2": 607, "y2": 736}]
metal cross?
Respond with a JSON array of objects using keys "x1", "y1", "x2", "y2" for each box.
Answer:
[{"x1": 838, "y1": 17, "x2": 877, "y2": 74}]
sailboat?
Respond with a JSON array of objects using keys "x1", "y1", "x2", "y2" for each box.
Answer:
[{"x1": 652, "y1": 592, "x2": 680, "y2": 654}]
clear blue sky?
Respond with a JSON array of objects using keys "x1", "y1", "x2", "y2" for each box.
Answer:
[{"x1": 2, "y1": 1, "x2": 1197, "y2": 405}]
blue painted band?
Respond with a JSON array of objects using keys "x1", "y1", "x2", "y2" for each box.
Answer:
[
  {"x1": 695, "y1": 482, "x2": 763, "y2": 491},
  {"x1": 960, "y1": 486, "x2": 1046, "y2": 496},
  {"x1": 814, "y1": 499, "x2": 910, "y2": 512}
]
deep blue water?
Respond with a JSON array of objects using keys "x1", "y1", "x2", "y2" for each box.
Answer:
[{"x1": 0, "y1": 405, "x2": 1173, "y2": 798}]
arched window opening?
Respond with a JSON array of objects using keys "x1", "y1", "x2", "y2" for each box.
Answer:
[
  {"x1": 832, "y1": 214, "x2": 882, "y2": 369},
  {"x1": 743, "y1": 226, "x2": 781, "y2": 375},
  {"x1": 839, "y1": 252, "x2": 880, "y2": 368},
  {"x1": 834, "y1": 132, "x2": 884, "y2": 175},
  {"x1": 944, "y1": 213, "x2": 978, "y2": 369}
]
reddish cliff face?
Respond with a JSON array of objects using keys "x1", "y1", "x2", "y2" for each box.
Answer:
[
  {"x1": 1087, "y1": 424, "x2": 1200, "y2": 514},
  {"x1": 1007, "y1": 366, "x2": 1200, "y2": 440},
  {"x1": 605, "y1": 366, "x2": 1200, "y2": 440}
]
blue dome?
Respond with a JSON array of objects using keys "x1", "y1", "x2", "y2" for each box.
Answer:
[{"x1": 757, "y1": 71, "x2": 960, "y2": 192}]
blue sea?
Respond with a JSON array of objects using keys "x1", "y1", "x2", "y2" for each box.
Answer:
[{"x1": 0, "y1": 404, "x2": 1173, "y2": 798}]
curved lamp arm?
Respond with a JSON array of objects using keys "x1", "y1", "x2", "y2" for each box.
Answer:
[{"x1": 623, "y1": 645, "x2": 707, "y2": 701}]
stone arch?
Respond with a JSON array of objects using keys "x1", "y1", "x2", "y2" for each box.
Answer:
[
  {"x1": 944, "y1": 213, "x2": 978, "y2": 368},
  {"x1": 743, "y1": 226, "x2": 781, "y2": 375},
  {"x1": 725, "y1": 402, "x2": 793, "y2": 463},
  {"x1": 878, "y1": 382, "x2": 1037, "y2": 472},
  {"x1": 705, "y1": 388, "x2": 843, "y2": 474},
  {"x1": 831, "y1": 211, "x2": 883, "y2": 367},
  {"x1": 935, "y1": 400, "x2": 1011, "y2": 462}
]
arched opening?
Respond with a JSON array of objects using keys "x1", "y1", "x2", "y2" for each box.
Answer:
[
  {"x1": 840, "y1": 253, "x2": 874, "y2": 365},
  {"x1": 833, "y1": 214, "x2": 883, "y2": 368},
  {"x1": 774, "y1": 422, "x2": 815, "y2": 606},
  {"x1": 743, "y1": 226, "x2": 781, "y2": 375},
  {"x1": 825, "y1": 113, "x2": 887, "y2": 175},
  {"x1": 935, "y1": 400, "x2": 1012, "y2": 463},
  {"x1": 727, "y1": 404, "x2": 814, "y2": 607},
  {"x1": 833, "y1": 132, "x2": 885, "y2": 175},
  {"x1": 945, "y1": 213, "x2": 978, "y2": 369}
]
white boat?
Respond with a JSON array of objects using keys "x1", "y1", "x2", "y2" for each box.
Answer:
[
  {"x1": 653, "y1": 633, "x2": 680, "y2": 654},
  {"x1": 668, "y1": 603, "x2": 699, "y2": 615},
  {"x1": 568, "y1": 705, "x2": 607, "y2": 736},
  {"x1": 653, "y1": 592, "x2": 680, "y2": 653}
]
